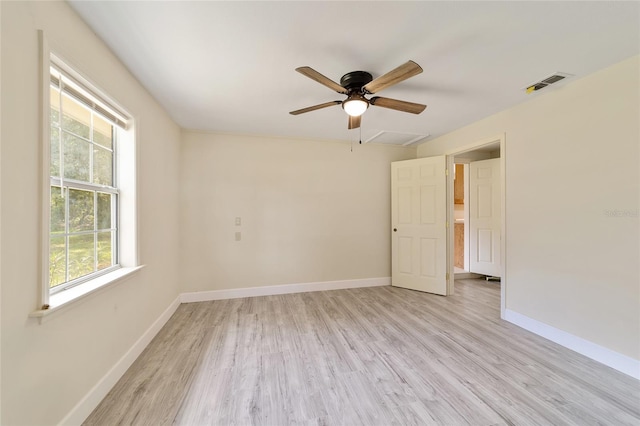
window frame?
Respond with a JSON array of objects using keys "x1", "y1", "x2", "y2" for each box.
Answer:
[
  {"x1": 37, "y1": 32, "x2": 140, "y2": 316},
  {"x1": 48, "y1": 70, "x2": 121, "y2": 294}
]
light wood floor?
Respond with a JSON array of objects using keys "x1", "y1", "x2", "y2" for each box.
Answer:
[{"x1": 85, "y1": 280, "x2": 640, "y2": 425}]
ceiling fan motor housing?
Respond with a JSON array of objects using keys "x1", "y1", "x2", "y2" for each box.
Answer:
[{"x1": 340, "y1": 71, "x2": 373, "y2": 92}]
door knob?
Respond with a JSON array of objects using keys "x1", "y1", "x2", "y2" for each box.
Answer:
[{"x1": 393, "y1": 228, "x2": 397, "y2": 232}]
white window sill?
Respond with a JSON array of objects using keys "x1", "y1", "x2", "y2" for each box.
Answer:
[{"x1": 29, "y1": 265, "x2": 145, "y2": 323}]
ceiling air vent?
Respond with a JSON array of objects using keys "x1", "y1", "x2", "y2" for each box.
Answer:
[{"x1": 524, "y1": 72, "x2": 573, "y2": 94}]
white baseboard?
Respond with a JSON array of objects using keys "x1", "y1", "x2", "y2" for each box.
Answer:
[
  {"x1": 59, "y1": 296, "x2": 181, "y2": 425},
  {"x1": 504, "y1": 309, "x2": 640, "y2": 380},
  {"x1": 180, "y1": 277, "x2": 391, "y2": 303}
]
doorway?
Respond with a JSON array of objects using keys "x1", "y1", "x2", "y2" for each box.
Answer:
[
  {"x1": 453, "y1": 163, "x2": 468, "y2": 274},
  {"x1": 453, "y1": 145, "x2": 501, "y2": 276},
  {"x1": 390, "y1": 134, "x2": 506, "y2": 317},
  {"x1": 446, "y1": 135, "x2": 506, "y2": 317}
]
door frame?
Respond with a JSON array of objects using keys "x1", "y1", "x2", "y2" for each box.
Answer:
[{"x1": 444, "y1": 134, "x2": 506, "y2": 319}]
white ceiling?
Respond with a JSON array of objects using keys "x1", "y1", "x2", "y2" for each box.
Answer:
[{"x1": 68, "y1": 1, "x2": 639, "y2": 145}]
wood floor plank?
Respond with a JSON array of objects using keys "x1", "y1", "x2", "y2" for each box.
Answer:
[
  {"x1": 85, "y1": 280, "x2": 640, "y2": 425},
  {"x1": 84, "y1": 304, "x2": 210, "y2": 426}
]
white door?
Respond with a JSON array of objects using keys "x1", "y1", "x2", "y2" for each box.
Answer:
[
  {"x1": 469, "y1": 158, "x2": 501, "y2": 277},
  {"x1": 391, "y1": 156, "x2": 447, "y2": 295}
]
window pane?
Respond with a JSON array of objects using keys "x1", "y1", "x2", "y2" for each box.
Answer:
[
  {"x1": 50, "y1": 126, "x2": 60, "y2": 177},
  {"x1": 50, "y1": 186, "x2": 66, "y2": 234},
  {"x1": 62, "y1": 93, "x2": 90, "y2": 139},
  {"x1": 97, "y1": 231, "x2": 113, "y2": 270},
  {"x1": 93, "y1": 115, "x2": 113, "y2": 149},
  {"x1": 50, "y1": 87, "x2": 60, "y2": 125},
  {"x1": 97, "y1": 193, "x2": 112, "y2": 230},
  {"x1": 68, "y1": 234, "x2": 95, "y2": 281},
  {"x1": 49, "y1": 60, "x2": 124, "y2": 292},
  {"x1": 49, "y1": 236, "x2": 67, "y2": 288},
  {"x1": 93, "y1": 146, "x2": 113, "y2": 186},
  {"x1": 63, "y1": 132, "x2": 90, "y2": 181},
  {"x1": 69, "y1": 189, "x2": 94, "y2": 233}
]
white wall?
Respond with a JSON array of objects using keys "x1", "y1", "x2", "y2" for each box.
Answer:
[
  {"x1": 180, "y1": 132, "x2": 416, "y2": 293},
  {"x1": 418, "y1": 56, "x2": 640, "y2": 360},
  {"x1": 0, "y1": 2, "x2": 181, "y2": 424}
]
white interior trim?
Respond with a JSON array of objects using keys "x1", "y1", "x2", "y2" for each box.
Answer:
[
  {"x1": 443, "y1": 134, "x2": 504, "y2": 156},
  {"x1": 39, "y1": 30, "x2": 52, "y2": 309},
  {"x1": 181, "y1": 277, "x2": 391, "y2": 303},
  {"x1": 504, "y1": 309, "x2": 640, "y2": 380},
  {"x1": 38, "y1": 37, "x2": 140, "y2": 313},
  {"x1": 30, "y1": 266, "x2": 145, "y2": 323},
  {"x1": 499, "y1": 136, "x2": 506, "y2": 319},
  {"x1": 58, "y1": 296, "x2": 181, "y2": 426},
  {"x1": 446, "y1": 155, "x2": 455, "y2": 295},
  {"x1": 463, "y1": 163, "x2": 470, "y2": 272}
]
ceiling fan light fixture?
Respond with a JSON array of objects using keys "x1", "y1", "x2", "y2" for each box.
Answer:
[{"x1": 342, "y1": 96, "x2": 369, "y2": 117}]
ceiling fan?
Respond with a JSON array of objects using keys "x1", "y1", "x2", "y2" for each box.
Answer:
[{"x1": 289, "y1": 60, "x2": 427, "y2": 130}]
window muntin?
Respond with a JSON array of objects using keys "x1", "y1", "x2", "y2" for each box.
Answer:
[{"x1": 48, "y1": 67, "x2": 120, "y2": 293}]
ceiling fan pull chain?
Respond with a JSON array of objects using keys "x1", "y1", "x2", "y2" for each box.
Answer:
[{"x1": 359, "y1": 124, "x2": 362, "y2": 144}]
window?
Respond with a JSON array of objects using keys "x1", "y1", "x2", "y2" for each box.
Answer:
[{"x1": 46, "y1": 56, "x2": 133, "y2": 298}]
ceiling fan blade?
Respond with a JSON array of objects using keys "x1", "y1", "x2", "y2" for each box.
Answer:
[
  {"x1": 370, "y1": 96, "x2": 426, "y2": 114},
  {"x1": 363, "y1": 60, "x2": 423, "y2": 94},
  {"x1": 296, "y1": 67, "x2": 348, "y2": 94},
  {"x1": 348, "y1": 114, "x2": 361, "y2": 129},
  {"x1": 289, "y1": 101, "x2": 342, "y2": 115}
]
